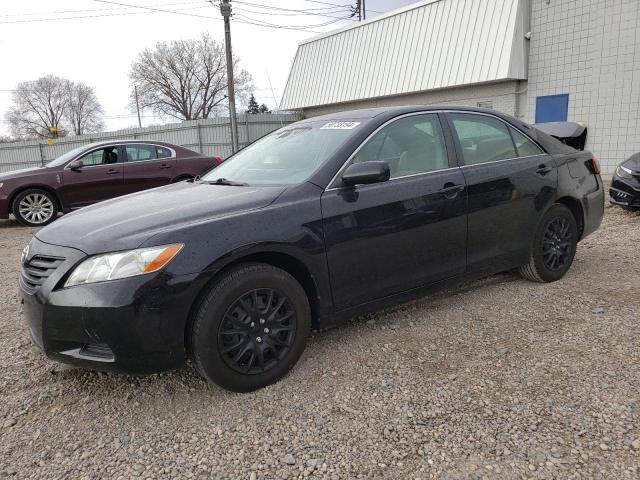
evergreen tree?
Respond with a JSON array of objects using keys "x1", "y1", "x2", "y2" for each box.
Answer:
[
  {"x1": 247, "y1": 94, "x2": 260, "y2": 114},
  {"x1": 258, "y1": 103, "x2": 271, "y2": 114}
]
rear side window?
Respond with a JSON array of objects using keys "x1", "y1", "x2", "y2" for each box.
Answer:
[
  {"x1": 156, "y1": 146, "x2": 173, "y2": 158},
  {"x1": 125, "y1": 144, "x2": 157, "y2": 162},
  {"x1": 509, "y1": 127, "x2": 544, "y2": 157},
  {"x1": 450, "y1": 113, "x2": 517, "y2": 165}
]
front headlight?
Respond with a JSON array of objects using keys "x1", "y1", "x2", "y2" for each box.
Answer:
[
  {"x1": 616, "y1": 165, "x2": 634, "y2": 179},
  {"x1": 64, "y1": 244, "x2": 184, "y2": 287}
]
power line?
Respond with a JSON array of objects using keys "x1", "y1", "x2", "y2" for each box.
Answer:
[
  {"x1": 0, "y1": 1, "x2": 204, "y2": 18},
  {"x1": 233, "y1": 12, "x2": 345, "y2": 29},
  {"x1": 300, "y1": 0, "x2": 381, "y2": 13},
  {"x1": 93, "y1": 0, "x2": 217, "y2": 20},
  {"x1": 0, "y1": 4, "x2": 213, "y2": 25},
  {"x1": 234, "y1": 5, "x2": 355, "y2": 21},
  {"x1": 233, "y1": 1, "x2": 352, "y2": 13}
]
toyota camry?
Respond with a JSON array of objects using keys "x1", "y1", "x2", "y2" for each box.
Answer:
[{"x1": 19, "y1": 106, "x2": 604, "y2": 392}]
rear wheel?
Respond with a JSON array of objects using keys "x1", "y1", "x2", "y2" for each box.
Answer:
[
  {"x1": 190, "y1": 263, "x2": 311, "y2": 392},
  {"x1": 12, "y1": 188, "x2": 58, "y2": 227},
  {"x1": 519, "y1": 204, "x2": 578, "y2": 283}
]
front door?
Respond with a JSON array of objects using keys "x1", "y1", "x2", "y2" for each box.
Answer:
[
  {"x1": 445, "y1": 112, "x2": 557, "y2": 274},
  {"x1": 321, "y1": 113, "x2": 467, "y2": 310},
  {"x1": 60, "y1": 145, "x2": 125, "y2": 209},
  {"x1": 122, "y1": 144, "x2": 176, "y2": 194}
]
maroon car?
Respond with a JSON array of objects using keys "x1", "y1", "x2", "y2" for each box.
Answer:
[{"x1": 0, "y1": 140, "x2": 222, "y2": 226}]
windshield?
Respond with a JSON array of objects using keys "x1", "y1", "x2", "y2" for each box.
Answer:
[
  {"x1": 201, "y1": 120, "x2": 361, "y2": 186},
  {"x1": 45, "y1": 145, "x2": 90, "y2": 167}
]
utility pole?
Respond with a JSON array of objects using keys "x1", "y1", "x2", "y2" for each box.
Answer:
[
  {"x1": 362, "y1": 0, "x2": 366, "y2": 20},
  {"x1": 220, "y1": 0, "x2": 239, "y2": 153},
  {"x1": 134, "y1": 85, "x2": 142, "y2": 128},
  {"x1": 357, "y1": 0, "x2": 361, "y2": 21}
]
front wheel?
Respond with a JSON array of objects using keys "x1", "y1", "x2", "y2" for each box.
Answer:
[
  {"x1": 12, "y1": 188, "x2": 59, "y2": 227},
  {"x1": 190, "y1": 263, "x2": 311, "y2": 392},
  {"x1": 518, "y1": 204, "x2": 578, "y2": 283}
]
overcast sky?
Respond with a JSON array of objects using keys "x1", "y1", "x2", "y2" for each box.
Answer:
[{"x1": 0, "y1": 0, "x2": 415, "y2": 135}]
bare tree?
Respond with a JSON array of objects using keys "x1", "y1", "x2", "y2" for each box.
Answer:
[
  {"x1": 129, "y1": 33, "x2": 253, "y2": 121},
  {"x1": 65, "y1": 82, "x2": 105, "y2": 135},
  {"x1": 5, "y1": 75, "x2": 68, "y2": 139}
]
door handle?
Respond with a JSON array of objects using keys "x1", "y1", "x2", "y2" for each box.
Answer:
[
  {"x1": 438, "y1": 183, "x2": 464, "y2": 199},
  {"x1": 106, "y1": 169, "x2": 120, "y2": 175},
  {"x1": 159, "y1": 164, "x2": 171, "y2": 169},
  {"x1": 536, "y1": 165, "x2": 553, "y2": 176}
]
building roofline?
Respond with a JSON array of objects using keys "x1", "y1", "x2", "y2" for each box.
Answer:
[{"x1": 298, "y1": 0, "x2": 444, "y2": 46}]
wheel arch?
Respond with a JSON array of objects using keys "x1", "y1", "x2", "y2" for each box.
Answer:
[
  {"x1": 8, "y1": 185, "x2": 63, "y2": 213},
  {"x1": 555, "y1": 196, "x2": 585, "y2": 240},
  {"x1": 184, "y1": 250, "x2": 324, "y2": 355}
]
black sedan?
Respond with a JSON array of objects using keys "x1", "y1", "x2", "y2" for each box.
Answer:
[
  {"x1": 19, "y1": 106, "x2": 604, "y2": 392},
  {"x1": 610, "y1": 153, "x2": 640, "y2": 209}
]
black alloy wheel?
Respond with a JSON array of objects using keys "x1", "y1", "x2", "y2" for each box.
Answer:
[
  {"x1": 519, "y1": 203, "x2": 578, "y2": 283},
  {"x1": 542, "y1": 217, "x2": 572, "y2": 271},
  {"x1": 190, "y1": 263, "x2": 311, "y2": 392},
  {"x1": 218, "y1": 288, "x2": 297, "y2": 374}
]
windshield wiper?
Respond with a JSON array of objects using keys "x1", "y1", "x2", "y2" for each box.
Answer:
[{"x1": 207, "y1": 177, "x2": 249, "y2": 186}]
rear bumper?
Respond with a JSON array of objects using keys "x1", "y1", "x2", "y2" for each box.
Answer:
[
  {"x1": 581, "y1": 175, "x2": 604, "y2": 239},
  {"x1": 610, "y1": 175, "x2": 640, "y2": 207},
  {"x1": 20, "y1": 237, "x2": 205, "y2": 374}
]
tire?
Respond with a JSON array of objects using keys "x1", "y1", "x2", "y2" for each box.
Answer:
[
  {"x1": 518, "y1": 204, "x2": 578, "y2": 283},
  {"x1": 190, "y1": 263, "x2": 311, "y2": 392},
  {"x1": 12, "y1": 188, "x2": 59, "y2": 227}
]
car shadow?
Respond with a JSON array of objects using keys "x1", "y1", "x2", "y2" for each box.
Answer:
[{"x1": 42, "y1": 271, "x2": 522, "y2": 400}]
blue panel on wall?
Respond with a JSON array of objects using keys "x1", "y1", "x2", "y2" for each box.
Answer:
[{"x1": 535, "y1": 94, "x2": 569, "y2": 123}]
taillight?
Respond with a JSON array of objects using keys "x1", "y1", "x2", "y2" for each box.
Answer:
[
  {"x1": 589, "y1": 157, "x2": 601, "y2": 175},
  {"x1": 213, "y1": 155, "x2": 223, "y2": 165}
]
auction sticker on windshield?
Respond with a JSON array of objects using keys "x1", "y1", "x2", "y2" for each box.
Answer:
[{"x1": 320, "y1": 121, "x2": 360, "y2": 129}]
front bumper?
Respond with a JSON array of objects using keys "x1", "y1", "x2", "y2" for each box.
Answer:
[
  {"x1": 20, "y1": 237, "x2": 206, "y2": 374},
  {"x1": 610, "y1": 175, "x2": 640, "y2": 208}
]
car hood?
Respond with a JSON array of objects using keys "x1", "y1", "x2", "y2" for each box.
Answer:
[
  {"x1": 0, "y1": 166, "x2": 46, "y2": 180},
  {"x1": 36, "y1": 181, "x2": 286, "y2": 255},
  {"x1": 621, "y1": 152, "x2": 640, "y2": 173}
]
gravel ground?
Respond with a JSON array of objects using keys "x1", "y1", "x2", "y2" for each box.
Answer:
[{"x1": 0, "y1": 203, "x2": 639, "y2": 480}]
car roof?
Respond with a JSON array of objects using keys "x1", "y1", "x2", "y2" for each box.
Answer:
[
  {"x1": 296, "y1": 104, "x2": 501, "y2": 123},
  {"x1": 80, "y1": 139, "x2": 181, "y2": 149}
]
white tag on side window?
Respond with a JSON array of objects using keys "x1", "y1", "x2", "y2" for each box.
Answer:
[{"x1": 320, "y1": 121, "x2": 360, "y2": 130}]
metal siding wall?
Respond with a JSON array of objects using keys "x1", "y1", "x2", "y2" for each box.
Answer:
[
  {"x1": 0, "y1": 114, "x2": 301, "y2": 173},
  {"x1": 281, "y1": 0, "x2": 529, "y2": 110}
]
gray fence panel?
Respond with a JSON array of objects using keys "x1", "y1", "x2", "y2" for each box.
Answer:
[{"x1": 0, "y1": 113, "x2": 302, "y2": 173}]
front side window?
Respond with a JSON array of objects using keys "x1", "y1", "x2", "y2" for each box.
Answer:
[
  {"x1": 201, "y1": 120, "x2": 359, "y2": 186},
  {"x1": 351, "y1": 114, "x2": 448, "y2": 178},
  {"x1": 125, "y1": 144, "x2": 157, "y2": 162},
  {"x1": 450, "y1": 113, "x2": 517, "y2": 165},
  {"x1": 79, "y1": 146, "x2": 119, "y2": 166}
]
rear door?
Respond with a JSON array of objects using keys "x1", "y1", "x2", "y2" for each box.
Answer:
[
  {"x1": 122, "y1": 144, "x2": 176, "y2": 194},
  {"x1": 321, "y1": 113, "x2": 467, "y2": 310},
  {"x1": 60, "y1": 145, "x2": 125, "y2": 209},
  {"x1": 445, "y1": 112, "x2": 557, "y2": 274}
]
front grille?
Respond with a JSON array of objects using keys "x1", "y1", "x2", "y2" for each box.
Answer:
[{"x1": 20, "y1": 255, "x2": 64, "y2": 293}]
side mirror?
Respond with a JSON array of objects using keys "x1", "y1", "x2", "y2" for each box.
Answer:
[
  {"x1": 68, "y1": 159, "x2": 84, "y2": 171},
  {"x1": 341, "y1": 161, "x2": 390, "y2": 187}
]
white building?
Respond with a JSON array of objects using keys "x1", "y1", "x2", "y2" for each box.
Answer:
[{"x1": 280, "y1": 0, "x2": 640, "y2": 176}]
